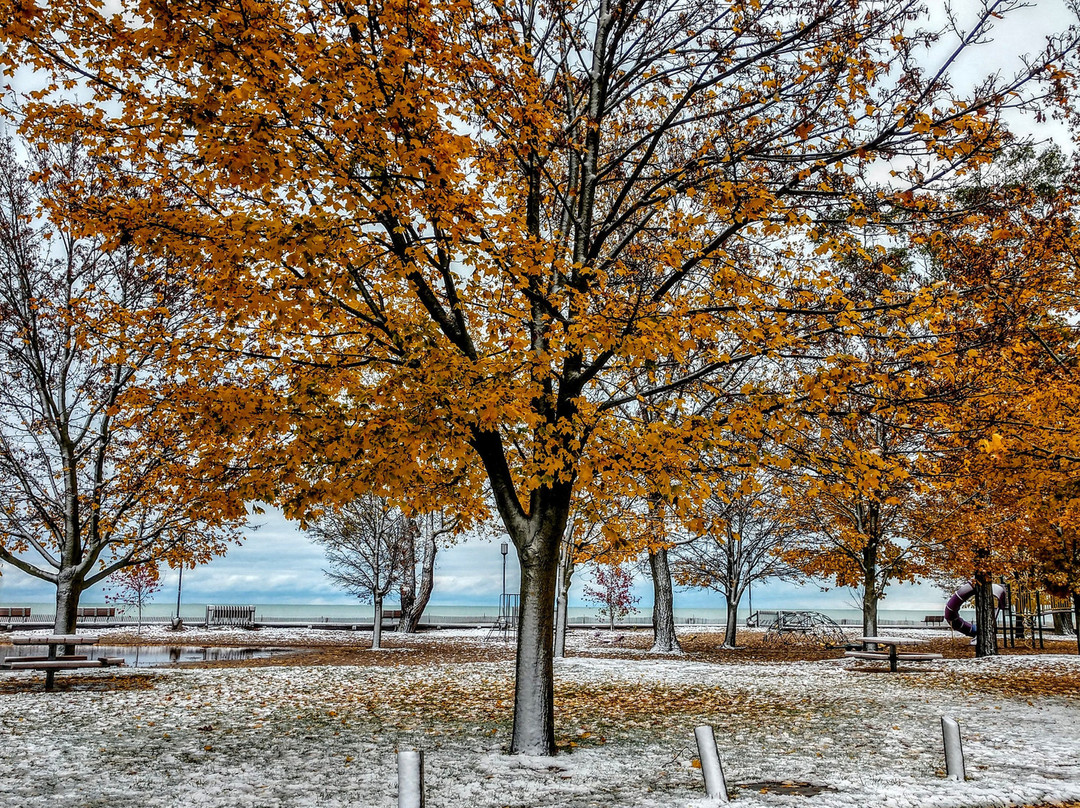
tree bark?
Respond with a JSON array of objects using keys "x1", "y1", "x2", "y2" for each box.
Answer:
[
  {"x1": 54, "y1": 572, "x2": 82, "y2": 635},
  {"x1": 723, "y1": 591, "x2": 740, "y2": 648},
  {"x1": 397, "y1": 522, "x2": 416, "y2": 630},
  {"x1": 399, "y1": 524, "x2": 436, "y2": 633},
  {"x1": 511, "y1": 536, "x2": 560, "y2": 755},
  {"x1": 973, "y1": 572, "x2": 999, "y2": 658},
  {"x1": 1074, "y1": 593, "x2": 1080, "y2": 657},
  {"x1": 648, "y1": 547, "x2": 681, "y2": 653},
  {"x1": 553, "y1": 542, "x2": 574, "y2": 658},
  {"x1": 1052, "y1": 609, "x2": 1073, "y2": 635},
  {"x1": 860, "y1": 503, "x2": 880, "y2": 641},
  {"x1": 372, "y1": 594, "x2": 383, "y2": 650}
]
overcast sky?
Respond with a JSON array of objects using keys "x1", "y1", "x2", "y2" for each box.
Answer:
[{"x1": 0, "y1": 506, "x2": 954, "y2": 611}]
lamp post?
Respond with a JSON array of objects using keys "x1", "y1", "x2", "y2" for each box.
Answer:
[
  {"x1": 174, "y1": 564, "x2": 184, "y2": 629},
  {"x1": 500, "y1": 542, "x2": 508, "y2": 620}
]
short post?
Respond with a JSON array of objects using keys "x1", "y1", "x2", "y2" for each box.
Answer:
[
  {"x1": 941, "y1": 716, "x2": 965, "y2": 781},
  {"x1": 694, "y1": 725, "x2": 729, "y2": 802},
  {"x1": 398, "y1": 749, "x2": 425, "y2": 808}
]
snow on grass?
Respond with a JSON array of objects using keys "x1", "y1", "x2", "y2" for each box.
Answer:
[{"x1": 0, "y1": 629, "x2": 1077, "y2": 807}]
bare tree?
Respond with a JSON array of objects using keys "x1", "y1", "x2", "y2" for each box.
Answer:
[
  {"x1": 675, "y1": 484, "x2": 799, "y2": 647},
  {"x1": 396, "y1": 512, "x2": 458, "y2": 633},
  {"x1": 309, "y1": 494, "x2": 411, "y2": 649},
  {"x1": 0, "y1": 136, "x2": 242, "y2": 633}
]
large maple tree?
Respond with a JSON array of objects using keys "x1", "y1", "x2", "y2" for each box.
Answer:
[{"x1": 4, "y1": 0, "x2": 1078, "y2": 752}]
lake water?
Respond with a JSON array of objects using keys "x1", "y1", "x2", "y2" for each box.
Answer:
[{"x1": 1, "y1": 602, "x2": 963, "y2": 625}]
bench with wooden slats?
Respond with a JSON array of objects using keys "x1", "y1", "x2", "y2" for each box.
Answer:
[
  {"x1": 2, "y1": 635, "x2": 125, "y2": 690},
  {"x1": 844, "y1": 650, "x2": 943, "y2": 665},
  {"x1": 5, "y1": 658, "x2": 125, "y2": 671}
]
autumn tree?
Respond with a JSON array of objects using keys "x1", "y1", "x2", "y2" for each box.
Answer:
[
  {"x1": 914, "y1": 146, "x2": 1080, "y2": 655},
  {"x1": 6, "y1": 0, "x2": 1078, "y2": 753},
  {"x1": 583, "y1": 562, "x2": 639, "y2": 632},
  {"x1": 104, "y1": 563, "x2": 162, "y2": 634},
  {"x1": 0, "y1": 135, "x2": 243, "y2": 634},
  {"x1": 309, "y1": 494, "x2": 413, "y2": 649},
  {"x1": 776, "y1": 376, "x2": 933, "y2": 638}
]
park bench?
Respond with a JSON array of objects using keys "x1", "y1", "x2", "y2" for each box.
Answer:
[
  {"x1": 844, "y1": 636, "x2": 943, "y2": 673},
  {"x1": 2, "y1": 635, "x2": 125, "y2": 691},
  {"x1": 922, "y1": 615, "x2": 945, "y2": 626},
  {"x1": 205, "y1": 604, "x2": 257, "y2": 628},
  {"x1": 0, "y1": 607, "x2": 31, "y2": 620},
  {"x1": 76, "y1": 607, "x2": 117, "y2": 622}
]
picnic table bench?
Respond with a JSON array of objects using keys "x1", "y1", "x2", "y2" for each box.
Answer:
[
  {"x1": 2, "y1": 635, "x2": 125, "y2": 691},
  {"x1": 844, "y1": 636, "x2": 942, "y2": 672}
]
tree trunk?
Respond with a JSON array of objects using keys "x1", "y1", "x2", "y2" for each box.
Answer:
[
  {"x1": 510, "y1": 537, "x2": 559, "y2": 755},
  {"x1": 399, "y1": 527, "x2": 436, "y2": 633},
  {"x1": 973, "y1": 572, "x2": 998, "y2": 658},
  {"x1": 1052, "y1": 608, "x2": 1074, "y2": 635},
  {"x1": 860, "y1": 506, "x2": 880, "y2": 641},
  {"x1": 648, "y1": 547, "x2": 681, "y2": 653},
  {"x1": 397, "y1": 521, "x2": 416, "y2": 631},
  {"x1": 723, "y1": 590, "x2": 740, "y2": 648},
  {"x1": 1074, "y1": 593, "x2": 1080, "y2": 657},
  {"x1": 553, "y1": 542, "x2": 574, "y2": 658},
  {"x1": 372, "y1": 594, "x2": 383, "y2": 650},
  {"x1": 54, "y1": 573, "x2": 82, "y2": 635},
  {"x1": 861, "y1": 578, "x2": 878, "y2": 640}
]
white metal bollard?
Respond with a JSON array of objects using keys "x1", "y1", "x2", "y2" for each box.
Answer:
[
  {"x1": 941, "y1": 716, "x2": 965, "y2": 781},
  {"x1": 398, "y1": 749, "x2": 425, "y2": 808},
  {"x1": 694, "y1": 725, "x2": 730, "y2": 802}
]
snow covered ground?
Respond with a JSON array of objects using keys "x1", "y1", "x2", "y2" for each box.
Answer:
[{"x1": 0, "y1": 627, "x2": 1076, "y2": 807}]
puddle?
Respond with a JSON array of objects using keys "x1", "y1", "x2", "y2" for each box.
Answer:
[
  {"x1": 0, "y1": 645, "x2": 294, "y2": 668},
  {"x1": 735, "y1": 781, "x2": 838, "y2": 797}
]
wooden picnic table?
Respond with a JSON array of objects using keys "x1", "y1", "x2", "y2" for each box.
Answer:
[
  {"x1": 845, "y1": 635, "x2": 942, "y2": 673},
  {"x1": 3, "y1": 635, "x2": 124, "y2": 691}
]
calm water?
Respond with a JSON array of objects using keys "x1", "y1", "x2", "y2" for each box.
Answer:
[
  {"x1": 2, "y1": 603, "x2": 962, "y2": 625},
  {"x1": 0, "y1": 645, "x2": 294, "y2": 668}
]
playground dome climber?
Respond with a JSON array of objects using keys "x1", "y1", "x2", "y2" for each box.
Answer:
[{"x1": 944, "y1": 581, "x2": 1007, "y2": 638}]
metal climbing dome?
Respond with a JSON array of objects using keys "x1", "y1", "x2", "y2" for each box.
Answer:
[{"x1": 758, "y1": 610, "x2": 850, "y2": 647}]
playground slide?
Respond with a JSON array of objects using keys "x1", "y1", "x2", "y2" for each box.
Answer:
[{"x1": 944, "y1": 581, "x2": 1007, "y2": 638}]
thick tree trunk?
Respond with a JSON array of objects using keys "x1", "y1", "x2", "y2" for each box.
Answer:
[
  {"x1": 861, "y1": 579, "x2": 878, "y2": 639},
  {"x1": 511, "y1": 538, "x2": 560, "y2": 755},
  {"x1": 860, "y1": 507, "x2": 880, "y2": 641},
  {"x1": 399, "y1": 527, "x2": 436, "y2": 633},
  {"x1": 723, "y1": 590, "x2": 740, "y2": 648},
  {"x1": 398, "y1": 522, "x2": 416, "y2": 630},
  {"x1": 973, "y1": 572, "x2": 998, "y2": 658},
  {"x1": 372, "y1": 594, "x2": 383, "y2": 650},
  {"x1": 648, "y1": 547, "x2": 681, "y2": 653},
  {"x1": 553, "y1": 543, "x2": 574, "y2": 658},
  {"x1": 54, "y1": 573, "x2": 82, "y2": 635}
]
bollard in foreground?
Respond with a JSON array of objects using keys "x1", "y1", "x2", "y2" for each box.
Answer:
[
  {"x1": 941, "y1": 716, "x2": 965, "y2": 781},
  {"x1": 694, "y1": 725, "x2": 730, "y2": 802},
  {"x1": 398, "y1": 749, "x2": 425, "y2": 808}
]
